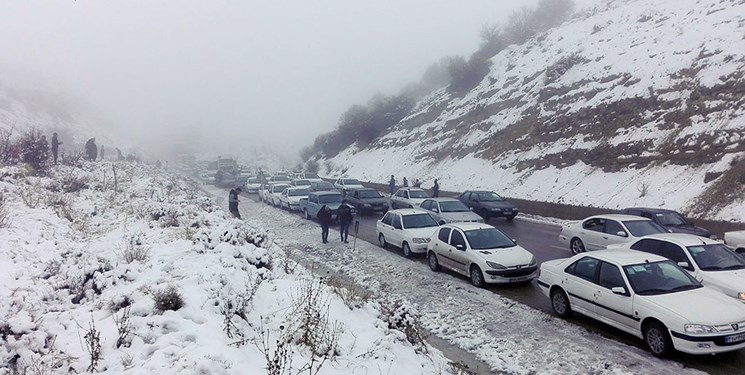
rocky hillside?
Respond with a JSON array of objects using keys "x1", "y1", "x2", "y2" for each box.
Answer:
[{"x1": 319, "y1": 0, "x2": 745, "y2": 222}]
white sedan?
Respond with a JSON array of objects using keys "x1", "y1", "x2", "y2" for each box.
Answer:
[
  {"x1": 538, "y1": 249, "x2": 745, "y2": 357},
  {"x1": 376, "y1": 209, "x2": 440, "y2": 258},
  {"x1": 427, "y1": 223, "x2": 537, "y2": 287},
  {"x1": 559, "y1": 214, "x2": 667, "y2": 254},
  {"x1": 725, "y1": 230, "x2": 745, "y2": 254},
  {"x1": 420, "y1": 198, "x2": 484, "y2": 224},
  {"x1": 625, "y1": 233, "x2": 745, "y2": 302},
  {"x1": 334, "y1": 178, "x2": 365, "y2": 191},
  {"x1": 278, "y1": 187, "x2": 310, "y2": 211},
  {"x1": 268, "y1": 183, "x2": 291, "y2": 206},
  {"x1": 390, "y1": 188, "x2": 430, "y2": 209}
]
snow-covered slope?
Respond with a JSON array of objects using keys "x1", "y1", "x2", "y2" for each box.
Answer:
[{"x1": 321, "y1": 0, "x2": 745, "y2": 222}]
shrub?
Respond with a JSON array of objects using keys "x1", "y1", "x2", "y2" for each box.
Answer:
[
  {"x1": 152, "y1": 285, "x2": 184, "y2": 312},
  {"x1": 119, "y1": 233, "x2": 149, "y2": 263},
  {"x1": 0, "y1": 191, "x2": 10, "y2": 228},
  {"x1": 18, "y1": 128, "x2": 49, "y2": 173},
  {"x1": 379, "y1": 299, "x2": 428, "y2": 353},
  {"x1": 545, "y1": 53, "x2": 589, "y2": 83},
  {"x1": 0, "y1": 127, "x2": 19, "y2": 165}
]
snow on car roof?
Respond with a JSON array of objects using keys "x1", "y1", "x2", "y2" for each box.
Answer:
[
  {"x1": 589, "y1": 214, "x2": 652, "y2": 221},
  {"x1": 388, "y1": 208, "x2": 429, "y2": 216},
  {"x1": 580, "y1": 249, "x2": 667, "y2": 266},
  {"x1": 313, "y1": 191, "x2": 342, "y2": 196},
  {"x1": 642, "y1": 233, "x2": 719, "y2": 246},
  {"x1": 446, "y1": 222, "x2": 494, "y2": 231},
  {"x1": 426, "y1": 197, "x2": 459, "y2": 202}
]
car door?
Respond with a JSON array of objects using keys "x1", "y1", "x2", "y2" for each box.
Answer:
[
  {"x1": 581, "y1": 218, "x2": 607, "y2": 250},
  {"x1": 432, "y1": 227, "x2": 454, "y2": 269},
  {"x1": 378, "y1": 212, "x2": 394, "y2": 240},
  {"x1": 593, "y1": 261, "x2": 637, "y2": 332},
  {"x1": 391, "y1": 190, "x2": 402, "y2": 208},
  {"x1": 389, "y1": 213, "x2": 404, "y2": 247},
  {"x1": 564, "y1": 256, "x2": 601, "y2": 316},
  {"x1": 601, "y1": 219, "x2": 629, "y2": 247},
  {"x1": 447, "y1": 229, "x2": 470, "y2": 275}
]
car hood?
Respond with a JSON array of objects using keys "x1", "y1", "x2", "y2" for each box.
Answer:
[
  {"x1": 403, "y1": 227, "x2": 439, "y2": 239},
  {"x1": 441, "y1": 211, "x2": 483, "y2": 222},
  {"x1": 647, "y1": 287, "x2": 745, "y2": 324},
  {"x1": 701, "y1": 269, "x2": 745, "y2": 298},
  {"x1": 666, "y1": 225, "x2": 712, "y2": 237},
  {"x1": 473, "y1": 245, "x2": 534, "y2": 267},
  {"x1": 481, "y1": 201, "x2": 516, "y2": 209},
  {"x1": 359, "y1": 197, "x2": 387, "y2": 205}
]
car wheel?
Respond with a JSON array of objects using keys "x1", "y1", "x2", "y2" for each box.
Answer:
[
  {"x1": 378, "y1": 233, "x2": 387, "y2": 249},
  {"x1": 480, "y1": 209, "x2": 490, "y2": 221},
  {"x1": 402, "y1": 242, "x2": 412, "y2": 258},
  {"x1": 570, "y1": 238, "x2": 586, "y2": 254},
  {"x1": 470, "y1": 265, "x2": 485, "y2": 288},
  {"x1": 644, "y1": 321, "x2": 673, "y2": 358},
  {"x1": 550, "y1": 288, "x2": 572, "y2": 318},
  {"x1": 304, "y1": 209, "x2": 310, "y2": 220},
  {"x1": 428, "y1": 252, "x2": 441, "y2": 272}
]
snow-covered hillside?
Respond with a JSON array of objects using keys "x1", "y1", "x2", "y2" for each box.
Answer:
[{"x1": 320, "y1": 0, "x2": 745, "y2": 222}]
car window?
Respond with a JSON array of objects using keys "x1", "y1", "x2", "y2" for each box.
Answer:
[
  {"x1": 440, "y1": 201, "x2": 470, "y2": 212},
  {"x1": 623, "y1": 220, "x2": 667, "y2": 237},
  {"x1": 604, "y1": 220, "x2": 626, "y2": 237},
  {"x1": 655, "y1": 212, "x2": 687, "y2": 226},
  {"x1": 310, "y1": 195, "x2": 317, "y2": 204},
  {"x1": 450, "y1": 230, "x2": 466, "y2": 248},
  {"x1": 630, "y1": 239, "x2": 663, "y2": 255},
  {"x1": 599, "y1": 262, "x2": 626, "y2": 289},
  {"x1": 404, "y1": 191, "x2": 410, "y2": 199},
  {"x1": 409, "y1": 190, "x2": 429, "y2": 198},
  {"x1": 395, "y1": 190, "x2": 404, "y2": 197},
  {"x1": 659, "y1": 242, "x2": 689, "y2": 264},
  {"x1": 464, "y1": 228, "x2": 514, "y2": 250},
  {"x1": 438, "y1": 228, "x2": 451, "y2": 242},
  {"x1": 624, "y1": 261, "x2": 702, "y2": 295},
  {"x1": 688, "y1": 243, "x2": 745, "y2": 271},
  {"x1": 583, "y1": 218, "x2": 605, "y2": 232},
  {"x1": 392, "y1": 214, "x2": 402, "y2": 229},
  {"x1": 420, "y1": 200, "x2": 431, "y2": 210},
  {"x1": 382, "y1": 213, "x2": 392, "y2": 226},
  {"x1": 572, "y1": 257, "x2": 599, "y2": 282},
  {"x1": 402, "y1": 214, "x2": 438, "y2": 228}
]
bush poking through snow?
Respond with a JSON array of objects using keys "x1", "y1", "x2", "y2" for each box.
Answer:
[
  {"x1": 325, "y1": 274, "x2": 371, "y2": 310},
  {"x1": 113, "y1": 306, "x2": 132, "y2": 349},
  {"x1": 119, "y1": 233, "x2": 149, "y2": 264},
  {"x1": 0, "y1": 191, "x2": 10, "y2": 228},
  {"x1": 447, "y1": 361, "x2": 477, "y2": 375},
  {"x1": 545, "y1": 53, "x2": 589, "y2": 83},
  {"x1": 217, "y1": 275, "x2": 262, "y2": 339},
  {"x1": 255, "y1": 327, "x2": 293, "y2": 375},
  {"x1": 152, "y1": 285, "x2": 184, "y2": 312},
  {"x1": 379, "y1": 299, "x2": 428, "y2": 353},
  {"x1": 83, "y1": 317, "x2": 103, "y2": 372}
]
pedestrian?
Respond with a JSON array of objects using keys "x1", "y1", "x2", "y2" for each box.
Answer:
[
  {"x1": 85, "y1": 138, "x2": 97, "y2": 161},
  {"x1": 337, "y1": 199, "x2": 354, "y2": 243},
  {"x1": 414, "y1": 178, "x2": 421, "y2": 188},
  {"x1": 100, "y1": 145, "x2": 105, "y2": 160},
  {"x1": 433, "y1": 179, "x2": 440, "y2": 198},
  {"x1": 388, "y1": 175, "x2": 396, "y2": 195},
  {"x1": 317, "y1": 205, "x2": 332, "y2": 244},
  {"x1": 229, "y1": 187, "x2": 242, "y2": 219},
  {"x1": 403, "y1": 177, "x2": 408, "y2": 187},
  {"x1": 51, "y1": 132, "x2": 62, "y2": 164}
]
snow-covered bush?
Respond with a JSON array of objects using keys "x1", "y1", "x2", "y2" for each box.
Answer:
[
  {"x1": 0, "y1": 191, "x2": 9, "y2": 228},
  {"x1": 379, "y1": 299, "x2": 428, "y2": 353},
  {"x1": 285, "y1": 278, "x2": 343, "y2": 361},
  {"x1": 152, "y1": 285, "x2": 184, "y2": 312},
  {"x1": 545, "y1": 53, "x2": 589, "y2": 83},
  {"x1": 17, "y1": 128, "x2": 49, "y2": 173},
  {"x1": 119, "y1": 232, "x2": 149, "y2": 263}
]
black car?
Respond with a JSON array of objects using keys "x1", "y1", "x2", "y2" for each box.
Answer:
[
  {"x1": 457, "y1": 190, "x2": 518, "y2": 221},
  {"x1": 309, "y1": 181, "x2": 336, "y2": 192},
  {"x1": 344, "y1": 188, "x2": 388, "y2": 215},
  {"x1": 620, "y1": 207, "x2": 714, "y2": 238}
]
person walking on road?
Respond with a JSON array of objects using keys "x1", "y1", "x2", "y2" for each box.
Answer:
[
  {"x1": 229, "y1": 187, "x2": 242, "y2": 219},
  {"x1": 433, "y1": 179, "x2": 440, "y2": 198},
  {"x1": 51, "y1": 132, "x2": 62, "y2": 164},
  {"x1": 388, "y1": 175, "x2": 396, "y2": 196},
  {"x1": 337, "y1": 199, "x2": 354, "y2": 243},
  {"x1": 317, "y1": 205, "x2": 332, "y2": 244}
]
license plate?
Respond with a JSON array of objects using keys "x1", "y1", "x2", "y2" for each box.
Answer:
[
  {"x1": 725, "y1": 333, "x2": 745, "y2": 344},
  {"x1": 509, "y1": 276, "x2": 530, "y2": 282}
]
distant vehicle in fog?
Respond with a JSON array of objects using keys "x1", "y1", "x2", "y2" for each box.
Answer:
[
  {"x1": 244, "y1": 177, "x2": 262, "y2": 194},
  {"x1": 291, "y1": 179, "x2": 312, "y2": 187},
  {"x1": 268, "y1": 184, "x2": 291, "y2": 206},
  {"x1": 559, "y1": 214, "x2": 668, "y2": 254},
  {"x1": 300, "y1": 172, "x2": 323, "y2": 183},
  {"x1": 334, "y1": 178, "x2": 365, "y2": 192},
  {"x1": 420, "y1": 198, "x2": 483, "y2": 225},
  {"x1": 457, "y1": 190, "x2": 518, "y2": 221},
  {"x1": 269, "y1": 174, "x2": 292, "y2": 184},
  {"x1": 620, "y1": 207, "x2": 714, "y2": 238},
  {"x1": 344, "y1": 188, "x2": 388, "y2": 215},
  {"x1": 390, "y1": 188, "x2": 430, "y2": 208}
]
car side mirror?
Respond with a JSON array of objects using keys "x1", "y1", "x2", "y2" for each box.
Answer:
[
  {"x1": 677, "y1": 261, "x2": 693, "y2": 271},
  {"x1": 455, "y1": 244, "x2": 465, "y2": 251},
  {"x1": 617, "y1": 231, "x2": 628, "y2": 237},
  {"x1": 611, "y1": 287, "x2": 627, "y2": 296},
  {"x1": 512, "y1": 238, "x2": 518, "y2": 244}
]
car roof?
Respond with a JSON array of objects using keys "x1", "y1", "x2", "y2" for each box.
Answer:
[
  {"x1": 462, "y1": 190, "x2": 495, "y2": 194},
  {"x1": 286, "y1": 186, "x2": 309, "y2": 191},
  {"x1": 424, "y1": 197, "x2": 459, "y2": 202},
  {"x1": 445, "y1": 222, "x2": 495, "y2": 231},
  {"x1": 587, "y1": 214, "x2": 652, "y2": 221},
  {"x1": 398, "y1": 187, "x2": 425, "y2": 192},
  {"x1": 312, "y1": 191, "x2": 341, "y2": 196},
  {"x1": 348, "y1": 187, "x2": 376, "y2": 191},
  {"x1": 387, "y1": 208, "x2": 430, "y2": 216},
  {"x1": 641, "y1": 233, "x2": 718, "y2": 246},
  {"x1": 578, "y1": 249, "x2": 667, "y2": 266},
  {"x1": 623, "y1": 207, "x2": 677, "y2": 213}
]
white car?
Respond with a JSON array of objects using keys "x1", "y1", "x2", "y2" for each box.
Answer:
[
  {"x1": 559, "y1": 214, "x2": 667, "y2": 254},
  {"x1": 427, "y1": 223, "x2": 537, "y2": 287},
  {"x1": 279, "y1": 187, "x2": 310, "y2": 211},
  {"x1": 420, "y1": 198, "x2": 484, "y2": 225},
  {"x1": 268, "y1": 183, "x2": 291, "y2": 206},
  {"x1": 291, "y1": 179, "x2": 312, "y2": 187},
  {"x1": 300, "y1": 172, "x2": 323, "y2": 183},
  {"x1": 334, "y1": 178, "x2": 365, "y2": 191},
  {"x1": 624, "y1": 233, "x2": 745, "y2": 302},
  {"x1": 538, "y1": 249, "x2": 745, "y2": 357},
  {"x1": 725, "y1": 230, "x2": 745, "y2": 254},
  {"x1": 376, "y1": 209, "x2": 440, "y2": 258},
  {"x1": 390, "y1": 188, "x2": 430, "y2": 209},
  {"x1": 244, "y1": 177, "x2": 262, "y2": 194}
]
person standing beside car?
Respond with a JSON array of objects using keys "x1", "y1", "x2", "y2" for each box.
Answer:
[
  {"x1": 337, "y1": 199, "x2": 354, "y2": 243},
  {"x1": 433, "y1": 179, "x2": 440, "y2": 198},
  {"x1": 317, "y1": 205, "x2": 332, "y2": 244},
  {"x1": 389, "y1": 175, "x2": 396, "y2": 196}
]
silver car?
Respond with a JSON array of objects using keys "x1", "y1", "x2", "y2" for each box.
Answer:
[{"x1": 420, "y1": 198, "x2": 484, "y2": 225}]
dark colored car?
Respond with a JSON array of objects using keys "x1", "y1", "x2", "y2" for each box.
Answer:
[
  {"x1": 309, "y1": 181, "x2": 336, "y2": 192},
  {"x1": 345, "y1": 188, "x2": 388, "y2": 215},
  {"x1": 620, "y1": 207, "x2": 714, "y2": 238},
  {"x1": 457, "y1": 190, "x2": 518, "y2": 221}
]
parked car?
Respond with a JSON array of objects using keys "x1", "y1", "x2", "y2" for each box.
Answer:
[
  {"x1": 244, "y1": 177, "x2": 262, "y2": 194},
  {"x1": 268, "y1": 184, "x2": 291, "y2": 206},
  {"x1": 620, "y1": 207, "x2": 714, "y2": 238},
  {"x1": 269, "y1": 174, "x2": 291, "y2": 184},
  {"x1": 538, "y1": 249, "x2": 745, "y2": 357},
  {"x1": 291, "y1": 179, "x2": 312, "y2": 187},
  {"x1": 300, "y1": 172, "x2": 323, "y2": 183},
  {"x1": 724, "y1": 230, "x2": 745, "y2": 254},
  {"x1": 420, "y1": 198, "x2": 484, "y2": 225},
  {"x1": 345, "y1": 188, "x2": 388, "y2": 215},
  {"x1": 258, "y1": 183, "x2": 274, "y2": 203},
  {"x1": 559, "y1": 214, "x2": 667, "y2": 254},
  {"x1": 299, "y1": 191, "x2": 352, "y2": 221},
  {"x1": 390, "y1": 188, "x2": 430, "y2": 208},
  {"x1": 309, "y1": 181, "x2": 336, "y2": 192},
  {"x1": 457, "y1": 190, "x2": 518, "y2": 221},
  {"x1": 376, "y1": 209, "x2": 440, "y2": 258},
  {"x1": 622, "y1": 233, "x2": 745, "y2": 302},
  {"x1": 427, "y1": 223, "x2": 537, "y2": 287},
  {"x1": 279, "y1": 187, "x2": 310, "y2": 211},
  {"x1": 334, "y1": 178, "x2": 365, "y2": 192}
]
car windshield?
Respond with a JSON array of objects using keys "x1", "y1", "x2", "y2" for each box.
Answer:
[
  {"x1": 688, "y1": 243, "x2": 745, "y2": 271},
  {"x1": 288, "y1": 188, "x2": 310, "y2": 197},
  {"x1": 654, "y1": 212, "x2": 687, "y2": 226},
  {"x1": 477, "y1": 192, "x2": 503, "y2": 201},
  {"x1": 304, "y1": 173, "x2": 320, "y2": 179},
  {"x1": 358, "y1": 190, "x2": 381, "y2": 198},
  {"x1": 342, "y1": 179, "x2": 362, "y2": 185},
  {"x1": 401, "y1": 214, "x2": 438, "y2": 229},
  {"x1": 314, "y1": 183, "x2": 335, "y2": 190},
  {"x1": 464, "y1": 228, "x2": 515, "y2": 250},
  {"x1": 248, "y1": 178, "x2": 259, "y2": 184},
  {"x1": 408, "y1": 190, "x2": 429, "y2": 198},
  {"x1": 273, "y1": 175, "x2": 290, "y2": 181},
  {"x1": 272, "y1": 185, "x2": 289, "y2": 192},
  {"x1": 623, "y1": 260, "x2": 702, "y2": 295},
  {"x1": 622, "y1": 220, "x2": 667, "y2": 237},
  {"x1": 294, "y1": 180, "x2": 311, "y2": 186},
  {"x1": 319, "y1": 194, "x2": 342, "y2": 204},
  {"x1": 440, "y1": 201, "x2": 470, "y2": 212}
]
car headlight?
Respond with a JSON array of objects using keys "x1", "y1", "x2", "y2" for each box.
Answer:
[
  {"x1": 684, "y1": 324, "x2": 719, "y2": 334},
  {"x1": 412, "y1": 238, "x2": 430, "y2": 244},
  {"x1": 529, "y1": 256, "x2": 537, "y2": 266},
  {"x1": 486, "y1": 261, "x2": 507, "y2": 269},
  {"x1": 738, "y1": 292, "x2": 745, "y2": 301}
]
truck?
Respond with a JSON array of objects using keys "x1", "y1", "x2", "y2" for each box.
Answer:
[{"x1": 299, "y1": 191, "x2": 353, "y2": 221}]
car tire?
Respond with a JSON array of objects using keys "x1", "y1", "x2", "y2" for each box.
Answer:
[
  {"x1": 480, "y1": 209, "x2": 490, "y2": 221},
  {"x1": 402, "y1": 242, "x2": 412, "y2": 258},
  {"x1": 428, "y1": 252, "x2": 441, "y2": 272},
  {"x1": 550, "y1": 288, "x2": 572, "y2": 318},
  {"x1": 644, "y1": 321, "x2": 673, "y2": 358},
  {"x1": 304, "y1": 209, "x2": 310, "y2": 220},
  {"x1": 470, "y1": 265, "x2": 485, "y2": 288},
  {"x1": 570, "y1": 238, "x2": 586, "y2": 254},
  {"x1": 378, "y1": 234, "x2": 387, "y2": 249}
]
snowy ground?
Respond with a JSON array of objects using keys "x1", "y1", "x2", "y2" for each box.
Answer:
[
  {"x1": 0, "y1": 162, "x2": 453, "y2": 374},
  {"x1": 221, "y1": 190, "x2": 708, "y2": 375}
]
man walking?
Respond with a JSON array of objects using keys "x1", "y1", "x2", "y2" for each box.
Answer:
[
  {"x1": 85, "y1": 138, "x2": 97, "y2": 161},
  {"x1": 51, "y1": 132, "x2": 62, "y2": 164},
  {"x1": 229, "y1": 187, "x2": 242, "y2": 219},
  {"x1": 388, "y1": 175, "x2": 396, "y2": 196},
  {"x1": 317, "y1": 205, "x2": 332, "y2": 244},
  {"x1": 337, "y1": 199, "x2": 354, "y2": 243},
  {"x1": 433, "y1": 179, "x2": 440, "y2": 198}
]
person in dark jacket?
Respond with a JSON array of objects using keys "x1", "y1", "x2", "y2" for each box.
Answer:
[
  {"x1": 433, "y1": 179, "x2": 440, "y2": 198},
  {"x1": 337, "y1": 199, "x2": 354, "y2": 243},
  {"x1": 229, "y1": 187, "x2": 242, "y2": 219},
  {"x1": 317, "y1": 205, "x2": 332, "y2": 243},
  {"x1": 51, "y1": 132, "x2": 62, "y2": 164},
  {"x1": 403, "y1": 177, "x2": 408, "y2": 187},
  {"x1": 85, "y1": 138, "x2": 97, "y2": 161},
  {"x1": 388, "y1": 175, "x2": 395, "y2": 196}
]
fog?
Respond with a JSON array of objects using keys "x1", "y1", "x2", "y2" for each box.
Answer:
[{"x1": 0, "y1": 0, "x2": 593, "y2": 161}]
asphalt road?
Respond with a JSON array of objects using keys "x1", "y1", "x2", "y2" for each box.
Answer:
[{"x1": 242, "y1": 190, "x2": 744, "y2": 375}]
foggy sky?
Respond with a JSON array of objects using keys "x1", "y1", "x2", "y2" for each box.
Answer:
[{"x1": 0, "y1": 0, "x2": 585, "y2": 159}]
